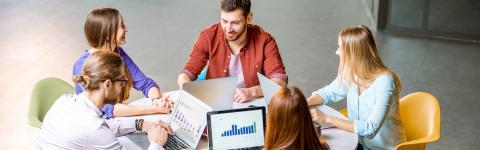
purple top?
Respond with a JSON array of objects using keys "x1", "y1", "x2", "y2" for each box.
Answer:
[{"x1": 73, "y1": 47, "x2": 160, "y2": 118}]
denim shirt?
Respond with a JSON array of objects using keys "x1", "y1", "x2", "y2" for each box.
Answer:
[{"x1": 314, "y1": 74, "x2": 406, "y2": 150}]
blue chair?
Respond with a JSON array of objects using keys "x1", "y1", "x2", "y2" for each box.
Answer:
[{"x1": 196, "y1": 69, "x2": 207, "y2": 81}]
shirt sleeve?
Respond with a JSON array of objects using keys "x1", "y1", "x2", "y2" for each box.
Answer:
[
  {"x1": 148, "y1": 143, "x2": 165, "y2": 150},
  {"x1": 313, "y1": 77, "x2": 348, "y2": 105},
  {"x1": 86, "y1": 122, "x2": 124, "y2": 150},
  {"x1": 182, "y1": 32, "x2": 209, "y2": 80},
  {"x1": 263, "y1": 36, "x2": 288, "y2": 83},
  {"x1": 119, "y1": 48, "x2": 160, "y2": 97},
  {"x1": 353, "y1": 75, "x2": 395, "y2": 138},
  {"x1": 105, "y1": 118, "x2": 136, "y2": 137},
  {"x1": 86, "y1": 123, "x2": 164, "y2": 150}
]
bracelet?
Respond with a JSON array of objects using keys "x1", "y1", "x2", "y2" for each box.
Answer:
[
  {"x1": 135, "y1": 119, "x2": 144, "y2": 131},
  {"x1": 139, "y1": 119, "x2": 144, "y2": 131}
]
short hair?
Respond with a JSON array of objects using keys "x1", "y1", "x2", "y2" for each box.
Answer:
[{"x1": 221, "y1": 0, "x2": 251, "y2": 17}]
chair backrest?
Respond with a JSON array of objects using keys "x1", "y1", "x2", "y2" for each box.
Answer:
[
  {"x1": 28, "y1": 77, "x2": 74, "y2": 128},
  {"x1": 396, "y1": 92, "x2": 441, "y2": 150}
]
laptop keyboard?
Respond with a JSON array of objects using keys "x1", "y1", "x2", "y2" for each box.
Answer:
[{"x1": 164, "y1": 134, "x2": 190, "y2": 150}]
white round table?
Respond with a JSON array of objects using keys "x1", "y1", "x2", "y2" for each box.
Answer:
[{"x1": 117, "y1": 91, "x2": 358, "y2": 150}]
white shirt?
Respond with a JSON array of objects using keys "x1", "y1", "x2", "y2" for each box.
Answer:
[
  {"x1": 36, "y1": 93, "x2": 163, "y2": 150},
  {"x1": 228, "y1": 53, "x2": 246, "y2": 88}
]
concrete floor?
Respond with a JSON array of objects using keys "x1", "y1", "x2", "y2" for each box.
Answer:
[{"x1": 1, "y1": 0, "x2": 479, "y2": 149}]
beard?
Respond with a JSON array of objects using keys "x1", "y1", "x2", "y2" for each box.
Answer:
[
  {"x1": 224, "y1": 24, "x2": 247, "y2": 42},
  {"x1": 104, "y1": 88, "x2": 119, "y2": 105}
]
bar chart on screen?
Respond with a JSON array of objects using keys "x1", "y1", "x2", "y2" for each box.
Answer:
[
  {"x1": 221, "y1": 122, "x2": 257, "y2": 137},
  {"x1": 213, "y1": 120, "x2": 263, "y2": 148},
  {"x1": 209, "y1": 109, "x2": 265, "y2": 149}
]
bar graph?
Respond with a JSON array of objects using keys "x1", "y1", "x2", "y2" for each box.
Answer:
[
  {"x1": 221, "y1": 122, "x2": 257, "y2": 137},
  {"x1": 209, "y1": 109, "x2": 264, "y2": 149}
]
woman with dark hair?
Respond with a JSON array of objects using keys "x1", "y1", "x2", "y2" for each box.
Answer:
[
  {"x1": 265, "y1": 86, "x2": 328, "y2": 150},
  {"x1": 73, "y1": 7, "x2": 172, "y2": 119}
]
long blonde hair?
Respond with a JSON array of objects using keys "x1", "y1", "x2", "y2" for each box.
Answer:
[
  {"x1": 84, "y1": 7, "x2": 133, "y2": 103},
  {"x1": 338, "y1": 25, "x2": 401, "y2": 98}
]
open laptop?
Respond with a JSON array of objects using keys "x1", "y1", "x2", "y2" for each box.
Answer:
[
  {"x1": 207, "y1": 106, "x2": 266, "y2": 150},
  {"x1": 257, "y1": 73, "x2": 282, "y2": 106},
  {"x1": 164, "y1": 90, "x2": 213, "y2": 150},
  {"x1": 182, "y1": 77, "x2": 237, "y2": 111},
  {"x1": 257, "y1": 73, "x2": 334, "y2": 129}
]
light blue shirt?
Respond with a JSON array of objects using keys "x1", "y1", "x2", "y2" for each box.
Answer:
[{"x1": 314, "y1": 74, "x2": 406, "y2": 150}]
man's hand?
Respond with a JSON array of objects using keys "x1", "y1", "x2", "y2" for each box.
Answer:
[
  {"x1": 177, "y1": 73, "x2": 192, "y2": 89},
  {"x1": 147, "y1": 125, "x2": 169, "y2": 146},
  {"x1": 143, "y1": 120, "x2": 173, "y2": 135},
  {"x1": 234, "y1": 88, "x2": 257, "y2": 103}
]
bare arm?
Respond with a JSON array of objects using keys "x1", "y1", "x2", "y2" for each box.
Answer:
[
  {"x1": 112, "y1": 103, "x2": 170, "y2": 117},
  {"x1": 326, "y1": 115, "x2": 354, "y2": 132}
]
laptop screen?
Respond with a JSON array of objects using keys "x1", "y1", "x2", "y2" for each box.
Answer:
[
  {"x1": 257, "y1": 73, "x2": 281, "y2": 106},
  {"x1": 207, "y1": 107, "x2": 266, "y2": 150},
  {"x1": 169, "y1": 90, "x2": 212, "y2": 147}
]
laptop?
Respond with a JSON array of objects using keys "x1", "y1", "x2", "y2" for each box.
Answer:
[
  {"x1": 164, "y1": 90, "x2": 213, "y2": 150},
  {"x1": 182, "y1": 77, "x2": 237, "y2": 111},
  {"x1": 257, "y1": 73, "x2": 282, "y2": 106},
  {"x1": 207, "y1": 106, "x2": 266, "y2": 150}
]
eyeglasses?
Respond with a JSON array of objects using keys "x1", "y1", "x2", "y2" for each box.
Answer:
[{"x1": 111, "y1": 79, "x2": 128, "y2": 87}]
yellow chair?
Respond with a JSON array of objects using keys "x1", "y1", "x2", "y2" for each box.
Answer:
[
  {"x1": 337, "y1": 92, "x2": 441, "y2": 150},
  {"x1": 339, "y1": 107, "x2": 348, "y2": 117},
  {"x1": 395, "y1": 92, "x2": 441, "y2": 150}
]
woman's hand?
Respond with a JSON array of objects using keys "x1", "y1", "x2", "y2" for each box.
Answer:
[
  {"x1": 310, "y1": 109, "x2": 328, "y2": 123},
  {"x1": 152, "y1": 95, "x2": 175, "y2": 112}
]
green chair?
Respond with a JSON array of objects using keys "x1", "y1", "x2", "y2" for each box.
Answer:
[{"x1": 28, "y1": 77, "x2": 74, "y2": 128}]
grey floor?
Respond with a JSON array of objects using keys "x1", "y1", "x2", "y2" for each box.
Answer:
[{"x1": 1, "y1": 0, "x2": 479, "y2": 149}]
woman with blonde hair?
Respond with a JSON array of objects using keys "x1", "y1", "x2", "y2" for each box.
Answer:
[
  {"x1": 308, "y1": 25, "x2": 405, "y2": 149},
  {"x1": 265, "y1": 86, "x2": 328, "y2": 150},
  {"x1": 73, "y1": 7, "x2": 172, "y2": 119}
]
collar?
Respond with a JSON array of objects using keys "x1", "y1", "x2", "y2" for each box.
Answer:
[{"x1": 76, "y1": 93, "x2": 103, "y2": 117}]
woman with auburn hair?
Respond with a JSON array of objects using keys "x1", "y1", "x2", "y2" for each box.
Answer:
[
  {"x1": 73, "y1": 7, "x2": 173, "y2": 119},
  {"x1": 308, "y1": 25, "x2": 405, "y2": 149},
  {"x1": 265, "y1": 86, "x2": 328, "y2": 150}
]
